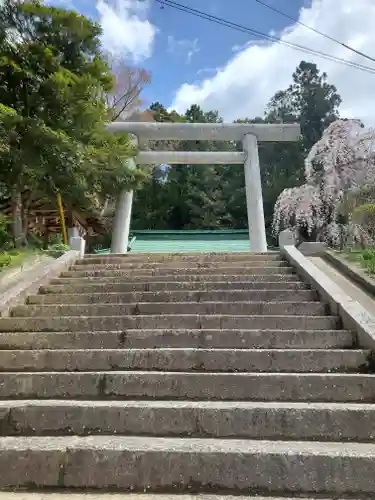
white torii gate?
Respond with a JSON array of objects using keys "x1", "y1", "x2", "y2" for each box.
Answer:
[{"x1": 106, "y1": 121, "x2": 300, "y2": 253}]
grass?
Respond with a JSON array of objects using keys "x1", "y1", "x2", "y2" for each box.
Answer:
[
  {"x1": 0, "y1": 248, "x2": 43, "y2": 272},
  {"x1": 342, "y1": 248, "x2": 375, "y2": 276},
  {"x1": 0, "y1": 241, "x2": 70, "y2": 272}
]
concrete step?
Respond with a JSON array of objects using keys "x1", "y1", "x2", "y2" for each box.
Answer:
[
  {"x1": 0, "y1": 329, "x2": 354, "y2": 350},
  {"x1": 70, "y1": 260, "x2": 290, "y2": 270},
  {"x1": 80, "y1": 252, "x2": 281, "y2": 264},
  {"x1": 40, "y1": 280, "x2": 309, "y2": 294},
  {"x1": 11, "y1": 302, "x2": 327, "y2": 318},
  {"x1": 0, "y1": 496, "x2": 317, "y2": 500},
  {"x1": 51, "y1": 274, "x2": 300, "y2": 285},
  {"x1": 1, "y1": 400, "x2": 374, "y2": 441},
  {"x1": 0, "y1": 435, "x2": 374, "y2": 493},
  {"x1": 0, "y1": 315, "x2": 340, "y2": 332},
  {"x1": 60, "y1": 267, "x2": 296, "y2": 278},
  {"x1": 0, "y1": 497, "x2": 339, "y2": 500},
  {"x1": 0, "y1": 495, "x2": 312, "y2": 500},
  {"x1": 0, "y1": 372, "x2": 374, "y2": 401},
  {"x1": 28, "y1": 289, "x2": 319, "y2": 305},
  {"x1": 0, "y1": 349, "x2": 365, "y2": 373}
]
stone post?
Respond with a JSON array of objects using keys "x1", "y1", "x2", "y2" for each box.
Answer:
[
  {"x1": 68, "y1": 227, "x2": 80, "y2": 246},
  {"x1": 279, "y1": 229, "x2": 296, "y2": 248},
  {"x1": 70, "y1": 236, "x2": 86, "y2": 258},
  {"x1": 111, "y1": 189, "x2": 134, "y2": 254}
]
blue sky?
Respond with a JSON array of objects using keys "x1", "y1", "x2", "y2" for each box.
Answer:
[
  {"x1": 135, "y1": 0, "x2": 308, "y2": 109},
  {"x1": 52, "y1": 0, "x2": 375, "y2": 124}
]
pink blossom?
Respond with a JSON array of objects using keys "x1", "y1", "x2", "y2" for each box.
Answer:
[{"x1": 273, "y1": 119, "x2": 375, "y2": 244}]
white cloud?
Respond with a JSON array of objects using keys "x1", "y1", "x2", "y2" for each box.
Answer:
[
  {"x1": 170, "y1": 0, "x2": 375, "y2": 125},
  {"x1": 96, "y1": 0, "x2": 156, "y2": 62},
  {"x1": 231, "y1": 40, "x2": 264, "y2": 53},
  {"x1": 167, "y1": 35, "x2": 200, "y2": 64}
]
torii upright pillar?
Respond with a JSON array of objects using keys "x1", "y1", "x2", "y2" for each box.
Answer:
[
  {"x1": 243, "y1": 133, "x2": 267, "y2": 253},
  {"x1": 110, "y1": 148, "x2": 137, "y2": 254},
  {"x1": 111, "y1": 189, "x2": 133, "y2": 254}
]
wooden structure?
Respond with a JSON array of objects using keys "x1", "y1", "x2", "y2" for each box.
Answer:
[{"x1": 1, "y1": 196, "x2": 107, "y2": 247}]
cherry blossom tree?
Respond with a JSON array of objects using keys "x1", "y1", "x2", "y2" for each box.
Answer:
[
  {"x1": 106, "y1": 58, "x2": 151, "y2": 121},
  {"x1": 273, "y1": 119, "x2": 375, "y2": 246}
]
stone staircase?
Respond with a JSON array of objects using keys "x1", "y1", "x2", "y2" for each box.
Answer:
[{"x1": 0, "y1": 251, "x2": 374, "y2": 497}]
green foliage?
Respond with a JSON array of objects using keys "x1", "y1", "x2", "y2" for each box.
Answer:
[
  {"x1": 360, "y1": 248, "x2": 375, "y2": 261},
  {"x1": 262, "y1": 61, "x2": 341, "y2": 223},
  {"x1": 364, "y1": 259, "x2": 375, "y2": 275},
  {"x1": 150, "y1": 102, "x2": 185, "y2": 123},
  {"x1": 354, "y1": 204, "x2": 375, "y2": 216},
  {"x1": 44, "y1": 242, "x2": 69, "y2": 258},
  {"x1": 0, "y1": 248, "x2": 43, "y2": 271},
  {"x1": 338, "y1": 185, "x2": 375, "y2": 229},
  {"x1": 0, "y1": 214, "x2": 10, "y2": 248},
  {"x1": 0, "y1": 252, "x2": 11, "y2": 269},
  {"x1": 0, "y1": 1, "x2": 344, "y2": 249},
  {"x1": 353, "y1": 204, "x2": 375, "y2": 240},
  {"x1": 132, "y1": 103, "x2": 235, "y2": 231},
  {"x1": 267, "y1": 61, "x2": 341, "y2": 152},
  {"x1": 133, "y1": 61, "x2": 342, "y2": 242},
  {"x1": 0, "y1": 0, "x2": 138, "y2": 246},
  {"x1": 344, "y1": 248, "x2": 375, "y2": 276}
]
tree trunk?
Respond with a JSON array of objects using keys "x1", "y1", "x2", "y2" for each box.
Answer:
[
  {"x1": 43, "y1": 226, "x2": 50, "y2": 250},
  {"x1": 11, "y1": 191, "x2": 25, "y2": 248},
  {"x1": 66, "y1": 204, "x2": 74, "y2": 228},
  {"x1": 21, "y1": 192, "x2": 31, "y2": 246}
]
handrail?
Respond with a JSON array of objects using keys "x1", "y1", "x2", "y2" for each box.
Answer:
[
  {"x1": 127, "y1": 236, "x2": 136, "y2": 252},
  {"x1": 93, "y1": 236, "x2": 136, "y2": 254}
]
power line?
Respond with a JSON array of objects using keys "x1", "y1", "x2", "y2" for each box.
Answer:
[
  {"x1": 156, "y1": 0, "x2": 375, "y2": 73},
  {"x1": 155, "y1": 0, "x2": 375, "y2": 75},
  {"x1": 253, "y1": 0, "x2": 375, "y2": 65}
]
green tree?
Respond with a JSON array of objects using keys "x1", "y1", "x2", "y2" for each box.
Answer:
[
  {"x1": 132, "y1": 61, "x2": 342, "y2": 239},
  {"x1": 0, "y1": 0, "x2": 138, "y2": 245},
  {"x1": 267, "y1": 61, "x2": 341, "y2": 151},
  {"x1": 260, "y1": 61, "x2": 342, "y2": 234},
  {"x1": 167, "y1": 105, "x2": 232, "y2": 229},
  {"x1": 133, "y1": 103, "x2": 232, "y2": 230},
  {"x1": 149, "y1": 102, "x2": 184, "y2": 123},
  {"x1": 132, "y1": 102, "x2": 185, "y2": 229}
]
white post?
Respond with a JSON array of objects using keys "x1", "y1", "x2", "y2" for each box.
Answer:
[
  {"x1": 243, "y1": 133, "x2": 267, "y2": 253},
  {"x1": 111, "y1": 189, "x2": 134, "y2": 254},
  {"x1": 68, "y1": 227, "x2": 79, "y2": 246},
  {"x1": 70, "y1": 236, "x2": 86, "y2": 258}
]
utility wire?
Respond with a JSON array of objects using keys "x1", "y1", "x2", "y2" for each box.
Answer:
[
  {"x1": 155, "y1": 0, "x2": 375, "y2": 75},
  {"x1": 253, "y1": 0, "x2": 375, "y2": 65}
]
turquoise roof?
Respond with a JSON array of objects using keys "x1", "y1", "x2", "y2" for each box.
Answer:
[{"x1": 129, "y1": 229, "x2": 251, "y2": 253}]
